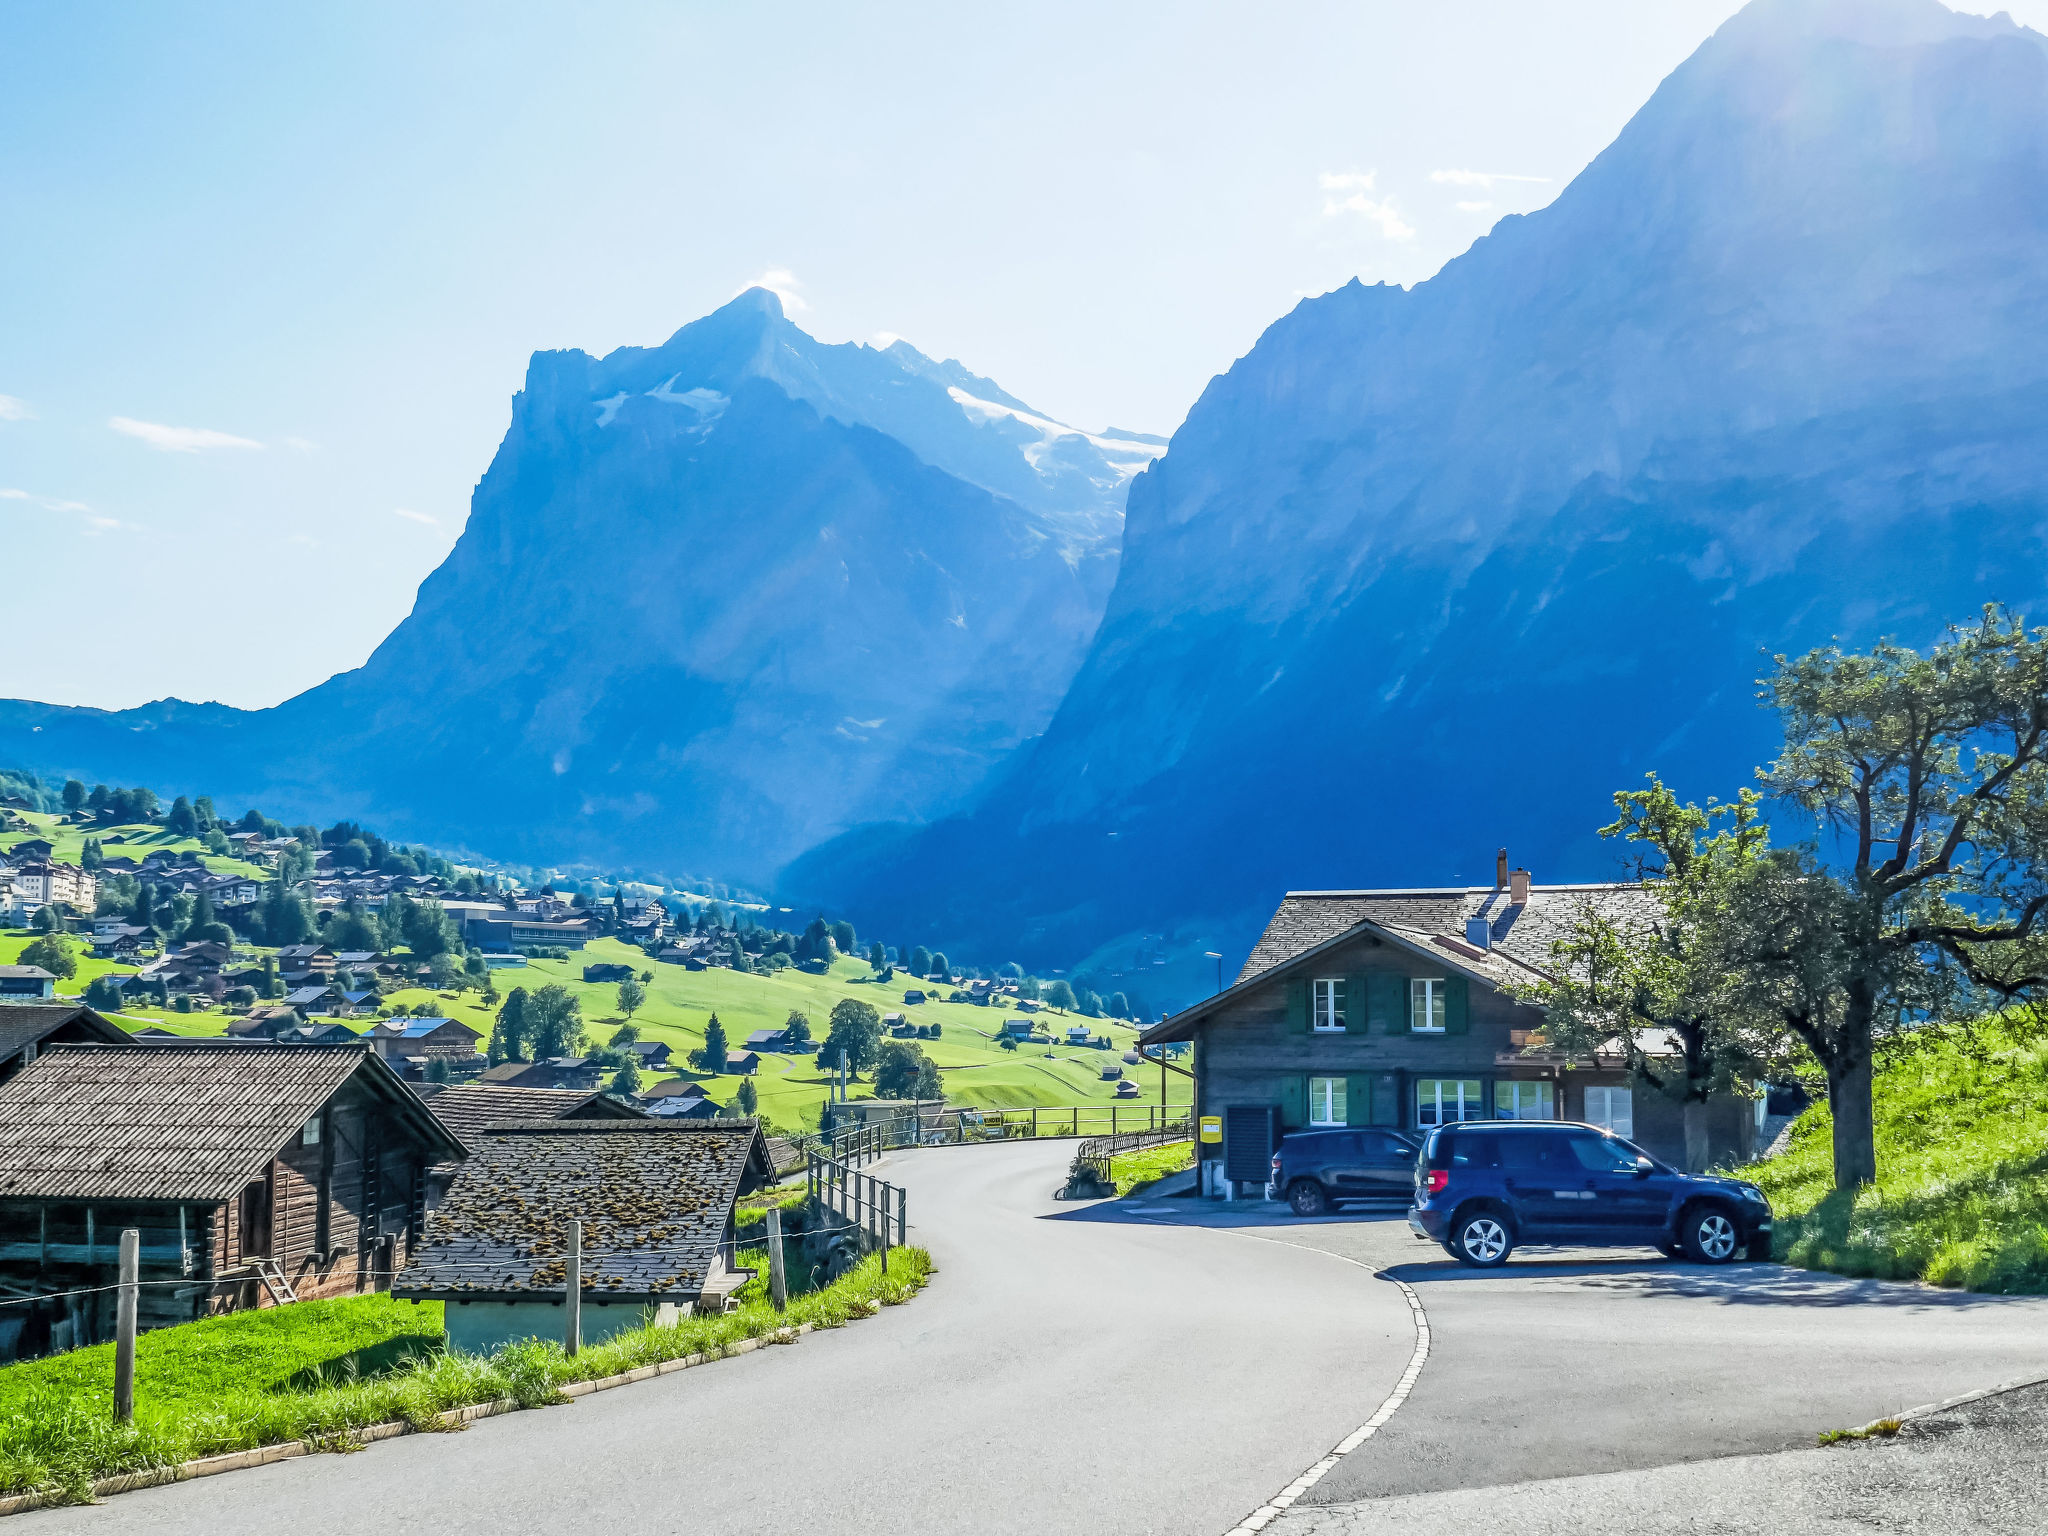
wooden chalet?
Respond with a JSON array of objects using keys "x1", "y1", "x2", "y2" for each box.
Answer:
[
  {"x1": 0, "y1": 1003, "x2": 130, "y2": 1088},
  {"x1": 0, "y1": 1041, "x2": 464, "y2": 1363},
  {"x1": 413, "y1": 1082, "x2": 646, "y2": 1142}
]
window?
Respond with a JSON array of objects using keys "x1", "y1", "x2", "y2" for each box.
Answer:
[
  {"x1": 1562, "y1": 1132, "x2": 1641, "y2": 1174},
  {"x1": 300, "y1": 1118, "x2": 322, "y2": 1146},
  {"x1": 1311, "y1": 978, "x2": 1346, "y2": 1032},
  {"x1": 1416, "y1": 1078, "x2": 1483, "y2": 1128},
  {"x1": 1584, "y1": 1085, "x2": 1634, "y2": 1138},
  {"x1": 1410, "y1": 978, "x2": 1447, "y2": 1033},
  {"x1": 1308, "y1": 1076, "x2": 1347, "y2": 1126},
  {"x1": 1494, "y1": 1080, "x2": 1555, "y2": 1121}
]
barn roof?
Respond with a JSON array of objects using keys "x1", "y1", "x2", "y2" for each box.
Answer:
[
  {"x1": 415, "y1": 1083, "x2": 646, "y2": 1140},
  {"x1": 0, "y1": 1042, "x2": 466, "y2": 1203},
  {"x1": 394, "y1": 1121, "x2": 772, "y2": 1303},
  {"x1": 0, "y1": 1003, "x2": 131, "y2": 1061}
]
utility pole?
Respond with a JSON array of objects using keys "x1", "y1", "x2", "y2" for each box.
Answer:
[
  {"x1": 564, "y1": 1219, "x2": 582, "y2": 1357},
  {"x1": 114, "y1": 1228, "x2": 139, "y2": 1425}
]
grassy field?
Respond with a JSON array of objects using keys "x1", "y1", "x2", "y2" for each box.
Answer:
[
  {"x1": 0, "y1": 811, "x2": 268, "y2": 883},
  {"x1": 14, "y1": 923, "x2": 1191, "y2": 1130},
  {"x1": 0, "y1": 1248, "x2": 931, "y2": 1504},
  {"x1": 1742, "y1": 1015, "x2": 2048, "y2": 1293}
]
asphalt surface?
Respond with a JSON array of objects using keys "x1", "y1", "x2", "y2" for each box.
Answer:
[
  {"x1": 1105, "y1": 1193, "x2": 2048, "y2": 1507},
  {"x1": 20, "y1": 1140, "x2": 1414, "y2": 1536},
  {"x1": 1266, "y1": 1379, "x2": 2048, "y2": 1536}
]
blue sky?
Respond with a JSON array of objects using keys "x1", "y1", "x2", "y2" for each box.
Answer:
[{"x1": 5, "y1": 1, "x2": 2036, "y2": 710}]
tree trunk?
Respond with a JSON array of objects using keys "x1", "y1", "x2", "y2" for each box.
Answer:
[
  {"x1": 1681, "y1": 1098, "x2": 1710, "y2": 1173},
  {"x1": 1827, "y1": 1052, "x2": 1877, "y2": 1190}
]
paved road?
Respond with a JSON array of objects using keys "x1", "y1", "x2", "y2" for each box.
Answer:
[
  {"x1": 22, "y1": 1141, "x2": 1414, "y2": 1536},
  {"x1": 1267, "y1": 1380, "x2": 2048, "y2": 1535},
  {"x1": 1104, "y1": 1192, "x2": 2048, "y2": 1515}
]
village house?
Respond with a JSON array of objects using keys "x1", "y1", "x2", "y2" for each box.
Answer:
[
  {"x1": 275, "y1": 944, "x2": 337, "y2": 983},
  {"x1": 7, "y1": 860, "x2": 97, "y2": 914},
  {"x1": 0, "y1": 1041, "x2": 464, "y2": 1362},
  {"x1": 0, "y1": 1003, "x2": 130, "y2": 1086},
  {"x1": 626, "y1": 1039, "x2": 673, "y2": 1071},
  {"x1": 480, "y1": 1057, "x2": 605, "y2": 1092},
  {"x1": 364, "y1": 1017, "x2": 484, "y2": 1080},
  {"x1": 0, "y1": 966, "x2": 58, "y2": 1004},
  {"x1": 413, "y1": 1082, "x2": 647, "y2": 1143},
  {"x1": 1139, "y1": 857, "x2": 1762, "y2": 1191},
  {"x1": 393, "y1": 1120, "x2": 772, "y2": 1354}
]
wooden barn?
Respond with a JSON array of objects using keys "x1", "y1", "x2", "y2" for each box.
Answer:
[
  {"x1": 0, "y1": 1002, "x2": 131, "y2": 1088},
  {"x1": 0, "y1": 1041, "x2": 465, "y2": 1363}
]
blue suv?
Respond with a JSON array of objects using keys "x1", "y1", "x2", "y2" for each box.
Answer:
[{"x1": 1408, "y1": 1120, "x2": 1773, "y2": 1267}]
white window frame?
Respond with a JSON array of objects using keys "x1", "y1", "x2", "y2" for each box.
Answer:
[
  {"x1": 1308, "y1": 1075, "x2": 1348, "y2": 1126},
  {"x1": 1494, "y1": 1080, "x2": 1556, "y2": 1121},
  {"x1": 1415, "y1": 1078, "x2": 1483, "y2": 1128},
  {"x1": 1584, "y1": 1085, "x2": 1634, "y2": 1138},
  {"x1": 1311, "y1": 978, "x2": 1346, "y2": 1033},
  {"x1": 1410, "y1": 977, "x2": 1447, "y2": 1033}
]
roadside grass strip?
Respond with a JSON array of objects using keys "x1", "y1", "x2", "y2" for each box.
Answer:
[
  {"x1": 1742, "y1": 1014, "x2": 2048, "y2": 1293},
  {"x1": 0, "y1": 1246, "x2": 931, "y2": 1511},
  {"x1": 1108, "y1": 1140, "x2": 1195, "y2": 1196}
]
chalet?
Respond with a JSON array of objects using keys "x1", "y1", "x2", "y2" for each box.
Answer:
[
  {"x1": 0, "y1": 1003, "x2": 130, "y2": 1087},
  {"x1": 480, "y1": 1058, "x2": 604, "y2": 1092},
  {"x1": 394, "y1": 1120, "x2": 772, "y2": 1353},
  {"x1": 1138, "y1": 861, "x2": 1760, "y2": 1191},
  {"x1": 414, "y1": 1082, "x2": 646, "y2": 1143},
  {"x1": 284, "y1": 984, "x2": 349, "y2": 1014},
  {"x1": 9, "y1": 839, "x2": 53, "y2": 861},
  {"x1": 275, "y1": 944, "x2": 337, "y2": 981},
  {"x1": 331, "y1": 951, "x2": 381, "y2": 970},
  {"x1": 626, "y1": 1039, "x2": 673, "y2": 1071},
  {"x1": 743, "y1": 1028, "x2": 789, "y2": 1052},
  {"x1": 1000, "y1": 1019, "x2": 1037, "y2": 1040},
  {"x1": 275, "y1": 1023, "x2": 365, "y2": 1045},
  {"x1": 581, "y1": 962, "x2": 635, "y2": 984},
  {"x1": 203, "y1": 874, "x2": 263, "y2": 908},
  {"x1": 902, "y1": 990, "x2": 928, "y2": 1006},
  {"x1": 0, "y1": 1042, "x2": 464, "y2": 1362},
  {"x1": 725, "y1": 1050, "x2": 760, "y2": 1076},
  {"x1": 90, "y1": 926, "x2": 151, "y2": 960},
  {"x1": 0, "y1": 966, "x2": 57, "y2": 1004},
  {"x1": 366, "y1": 1017, "x2": 483, "y2": 1066},
  {"x1": 226, "y1": 1005, "x2": 306, "y2": 1039}
]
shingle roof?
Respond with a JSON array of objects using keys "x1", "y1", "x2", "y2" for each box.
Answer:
[
  {"x1": 394, "y1": 1121, "x2": 770, "y2": 1301},
  {"x1": 0, "y1": 1042, "x2": 465, "y2": 1202},
  {"x1": 0, "y1": 1003, "x2": 130, "y2": 1060},
  {"x1": 1237, "y1": 885, "x2": 1657, "y2": 984},
  {"x1": 417, "y1": 1083, "x2": 646, "y2": 1140}
]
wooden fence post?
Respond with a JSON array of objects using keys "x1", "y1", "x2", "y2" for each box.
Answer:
[
  {"x1": 113, "y1": 1228, "x2": 138, "y2": 1425},
  {"x1": 766, "y1": 1208, "x2": 788, "y2": 1313},
  {"x1": 565, "y1": 1218, "x2": 582, "y2": 1358}
]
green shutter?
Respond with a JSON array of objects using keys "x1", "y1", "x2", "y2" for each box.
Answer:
[
  {"x1": 1280, "y1": 1076, "x2": 1308, "y2": 1129},
  {"x1": 1345, "y1": 1074, "x2": 1371, "y2": 1126},
  {"x1": 1444, "y1": 975, "x2": 1470, "y2": 1034},
  {"x1": 1344, "y1": 975, "x2": 1370, "y2": 1033},
  {"x1": 1286, "y1": 979, "x2": 1310, "y2": 1034},
  {"x1": 1369, "y1": 972, "x2": 1406, "y2": 1033}
]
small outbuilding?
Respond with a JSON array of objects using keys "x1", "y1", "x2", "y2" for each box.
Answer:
[{"x1": 394, "y1": 1120, "x2": 774, "y2": 1353}]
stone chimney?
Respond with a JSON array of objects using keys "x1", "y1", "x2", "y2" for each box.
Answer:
[
  {"x1": 1495, "y1": 848, "x2": 1509, "y2": 888},
  {"x1": 1509, "y1": 867, "x2": 1531, "y2": 906}
]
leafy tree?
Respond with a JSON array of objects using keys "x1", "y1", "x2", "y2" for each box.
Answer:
[
  {"x1": 491, "y1": 987, "x2": 531, "y2": 1063},
  {"x1": 867, "y1": 941, "x2": 888, "y2": 971},
  {"x1": 909, "y1": 945, "x2": 932, "y2": 978},
  {"x1": 1077, "y1": 989, "x2": 1103, "y2": 1018},
  {"x1": 610, "y1": 1021, "x2": 641, "y2": 1048},
  {"x1": 182, "y1": 892, "x2": 231, "y2": 946},
  {"x1": 33, "y1": 904, "x2": 64, "y2": 935},
  {"x1": 795, "y1": 917, "x2": 836, "y2": 965},
  {"x1": 1517, "y1": 776, "x2": 1773, "y2": 1171},
  {"x1": 262, "y1": 955, "x2": 280, "y2": 999},
  {"x1": 263, "y1": 880, "x2": 314, "y2": 946},
  {"x1": 999, "y1": 1034, "x2": 1019, "y2": 1052},
  {"x1": 1700, "y1": 609, "x2": 2048, "y2": 1190},
  {"x1": 736, "y1": 1077, "x2": 758, "y2": 1116},
  {"x1": 693, "y1": 1013, "x2": 731, "y2": 1074},
  {"x1": 830, "y1": 920, "x2": 856, "y2": 955},
  {"x1": 526, "y1": 983, "x2": 585, "y2": 1060},
  {"x1": 617, "y1": 977, "x2": 646, "y2": 1018},
  {"x1": 928, "y1": 951, "x2": 949, "y2": 978},
  {"x1": 820, "y1": 998, "x2": 882, "y2": 1076},
  {"x1": 611, "y1": 1058, "x2": 642, "y2": 1096},
  {"x1": 424, "y1": 1057, "x2": 453, "y2": 1085},
  {"x1": 193, "y1": 796, "x2": 216, "y2": 831},
  {"x1": 1107, "y1": 992, "x2": 1130, "y2": 1020},
  {"x1": 399, "y1": 899, "x2": 456, "y2": 960},
  {"x1": 873, "y1": 1041, "x2": 943, "y2": 1100},
  {"x1": 84, "y1": 974, "x2": 124, "y2": 1011},
  {"x1": 20, "y1": 932, "x2": 76, "y2": 980},
  {"x1": 61, "y1": 779, "x2": 86, "y2": 814},
  {"x1": 1017, "y1": 975, "x2": 1042, "y2": 1001},
  {"x1": 428, "y1": 951, "x2": 465, "y2": 990},
  {"x1": 782, "y1": 1008, "x2": 813, "y2": 1046},
  {"x1": 165, "y1": 795, "x2": 199, "y2": 838},
  {"x1": 1043, "y1": 979, "x2": 1077, "y2": 1012}
]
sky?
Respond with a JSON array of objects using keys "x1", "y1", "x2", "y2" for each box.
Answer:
[{"x1": 5, "y1": 0, "x2": 2041, "y2": 711}]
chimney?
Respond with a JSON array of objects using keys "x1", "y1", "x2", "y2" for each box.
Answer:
[
  {"x1": 1495, "y1": 848, "x2": 1509, "y2": 888},
  {"x1": 1510, "y1": 867, "x2": 1531, "y2": 906}
]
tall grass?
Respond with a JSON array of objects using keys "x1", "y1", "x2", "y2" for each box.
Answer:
[
  {"x1": 1742, "y1": 1017, "x2": 2048, "y2": 1292},
  {"x1": 0, "y1": 1246, "x2": 932, "y2": 1505}
]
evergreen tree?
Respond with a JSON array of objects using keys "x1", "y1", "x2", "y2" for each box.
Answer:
[
  {"x1": 693, "y1": 1013, "x2": 731, "y2": 1074},
  {"x1": 491, "y1": 987, "x2": 531, "y2": 1063},
  {"x1": 736, "y1": 1077, "x2": 758, "y2": 1116},
  {"x1": 867, "y1": 942, "x2": 887, "y2": 970},
  {"x1": 611, "y1": 1058, "x2": 642, "y2": 1096}
]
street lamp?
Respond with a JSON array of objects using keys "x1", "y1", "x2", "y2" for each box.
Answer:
[{"x1": 1204, "y1": 951, "x2": 1222, "y2": 996}]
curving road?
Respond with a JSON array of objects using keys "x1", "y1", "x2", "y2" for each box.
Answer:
[{"x1": 21, "y1": 1141, "x2": 1414, "y2": 1536}]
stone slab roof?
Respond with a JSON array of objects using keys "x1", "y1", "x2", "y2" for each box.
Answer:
[
  {"x1": 394, "y1": 1121, "x2": 772, "y2": 1302},
  {"x1": 416, "y1": 1083, "x2": 645, "y2": 1141}
]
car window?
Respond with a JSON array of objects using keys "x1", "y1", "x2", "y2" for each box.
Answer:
[
  {"x1": 1446, "y1": 1133, "x2": 1501, "y2": 1169},
  {"x1": 1362, "y1": 1131, "x2": 1409, "y2": 1157},
  {"x1": 1562, "y1": 1133, "x2": 1639, "y2": 1173},
  {"x1": 1500, "y1": 1133, "x2": 1571, "y2": 1173}
]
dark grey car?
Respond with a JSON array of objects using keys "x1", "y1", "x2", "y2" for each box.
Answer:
[{"x1": 1269, "y1": 1127, "x2": 1422, "y2": 1215}]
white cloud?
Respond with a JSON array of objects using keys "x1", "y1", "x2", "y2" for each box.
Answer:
[
  {"x1": 392, "y1": 507, "x2": 438, "y2": 526},
  {"x1": 0, "y1": 488, "x2": 27, "y2": 499},
  {"x1": 109, "y1": 416, "x2": 262, "y2": 453},
  {"x1": 0, "y1": 395, "x2": 32, "y2": 421},
  {"x1": 1318, "y1": 170, "x2": 1378, "y2": 194},
  {"x1": 1318, "y1": 170, "x2": 1415, "y2": 241},
  {"x1": 1456, "y1": 200, "x2": 1494, "y2": 213},
  {"x1": 741, "y1": 267, "x2": 809, "y2": 313},
  {"x1": 1430, "y1": 168, "x2": 1551, "y2": 189}
]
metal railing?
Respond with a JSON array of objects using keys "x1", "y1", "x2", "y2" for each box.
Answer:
[{"x1": 1072, "y1": 1122, "x2": 1194, "y2": 1185}]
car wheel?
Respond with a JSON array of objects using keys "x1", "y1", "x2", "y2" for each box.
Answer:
[
  {"x1": 1451, "y1": 1209, "x2": 1513, "y2": 1267},
  {"x1": 1289, "y1": 1180, "x2": 1329, "y2": 1217},
  {"x1": 1681, "y1": 1205, "x2": 1741, "y2": 1264}
]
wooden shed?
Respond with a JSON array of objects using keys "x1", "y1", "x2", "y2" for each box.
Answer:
[{"x1": 0, "y1": 1041, "x2": 465, "y2": 1363}]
